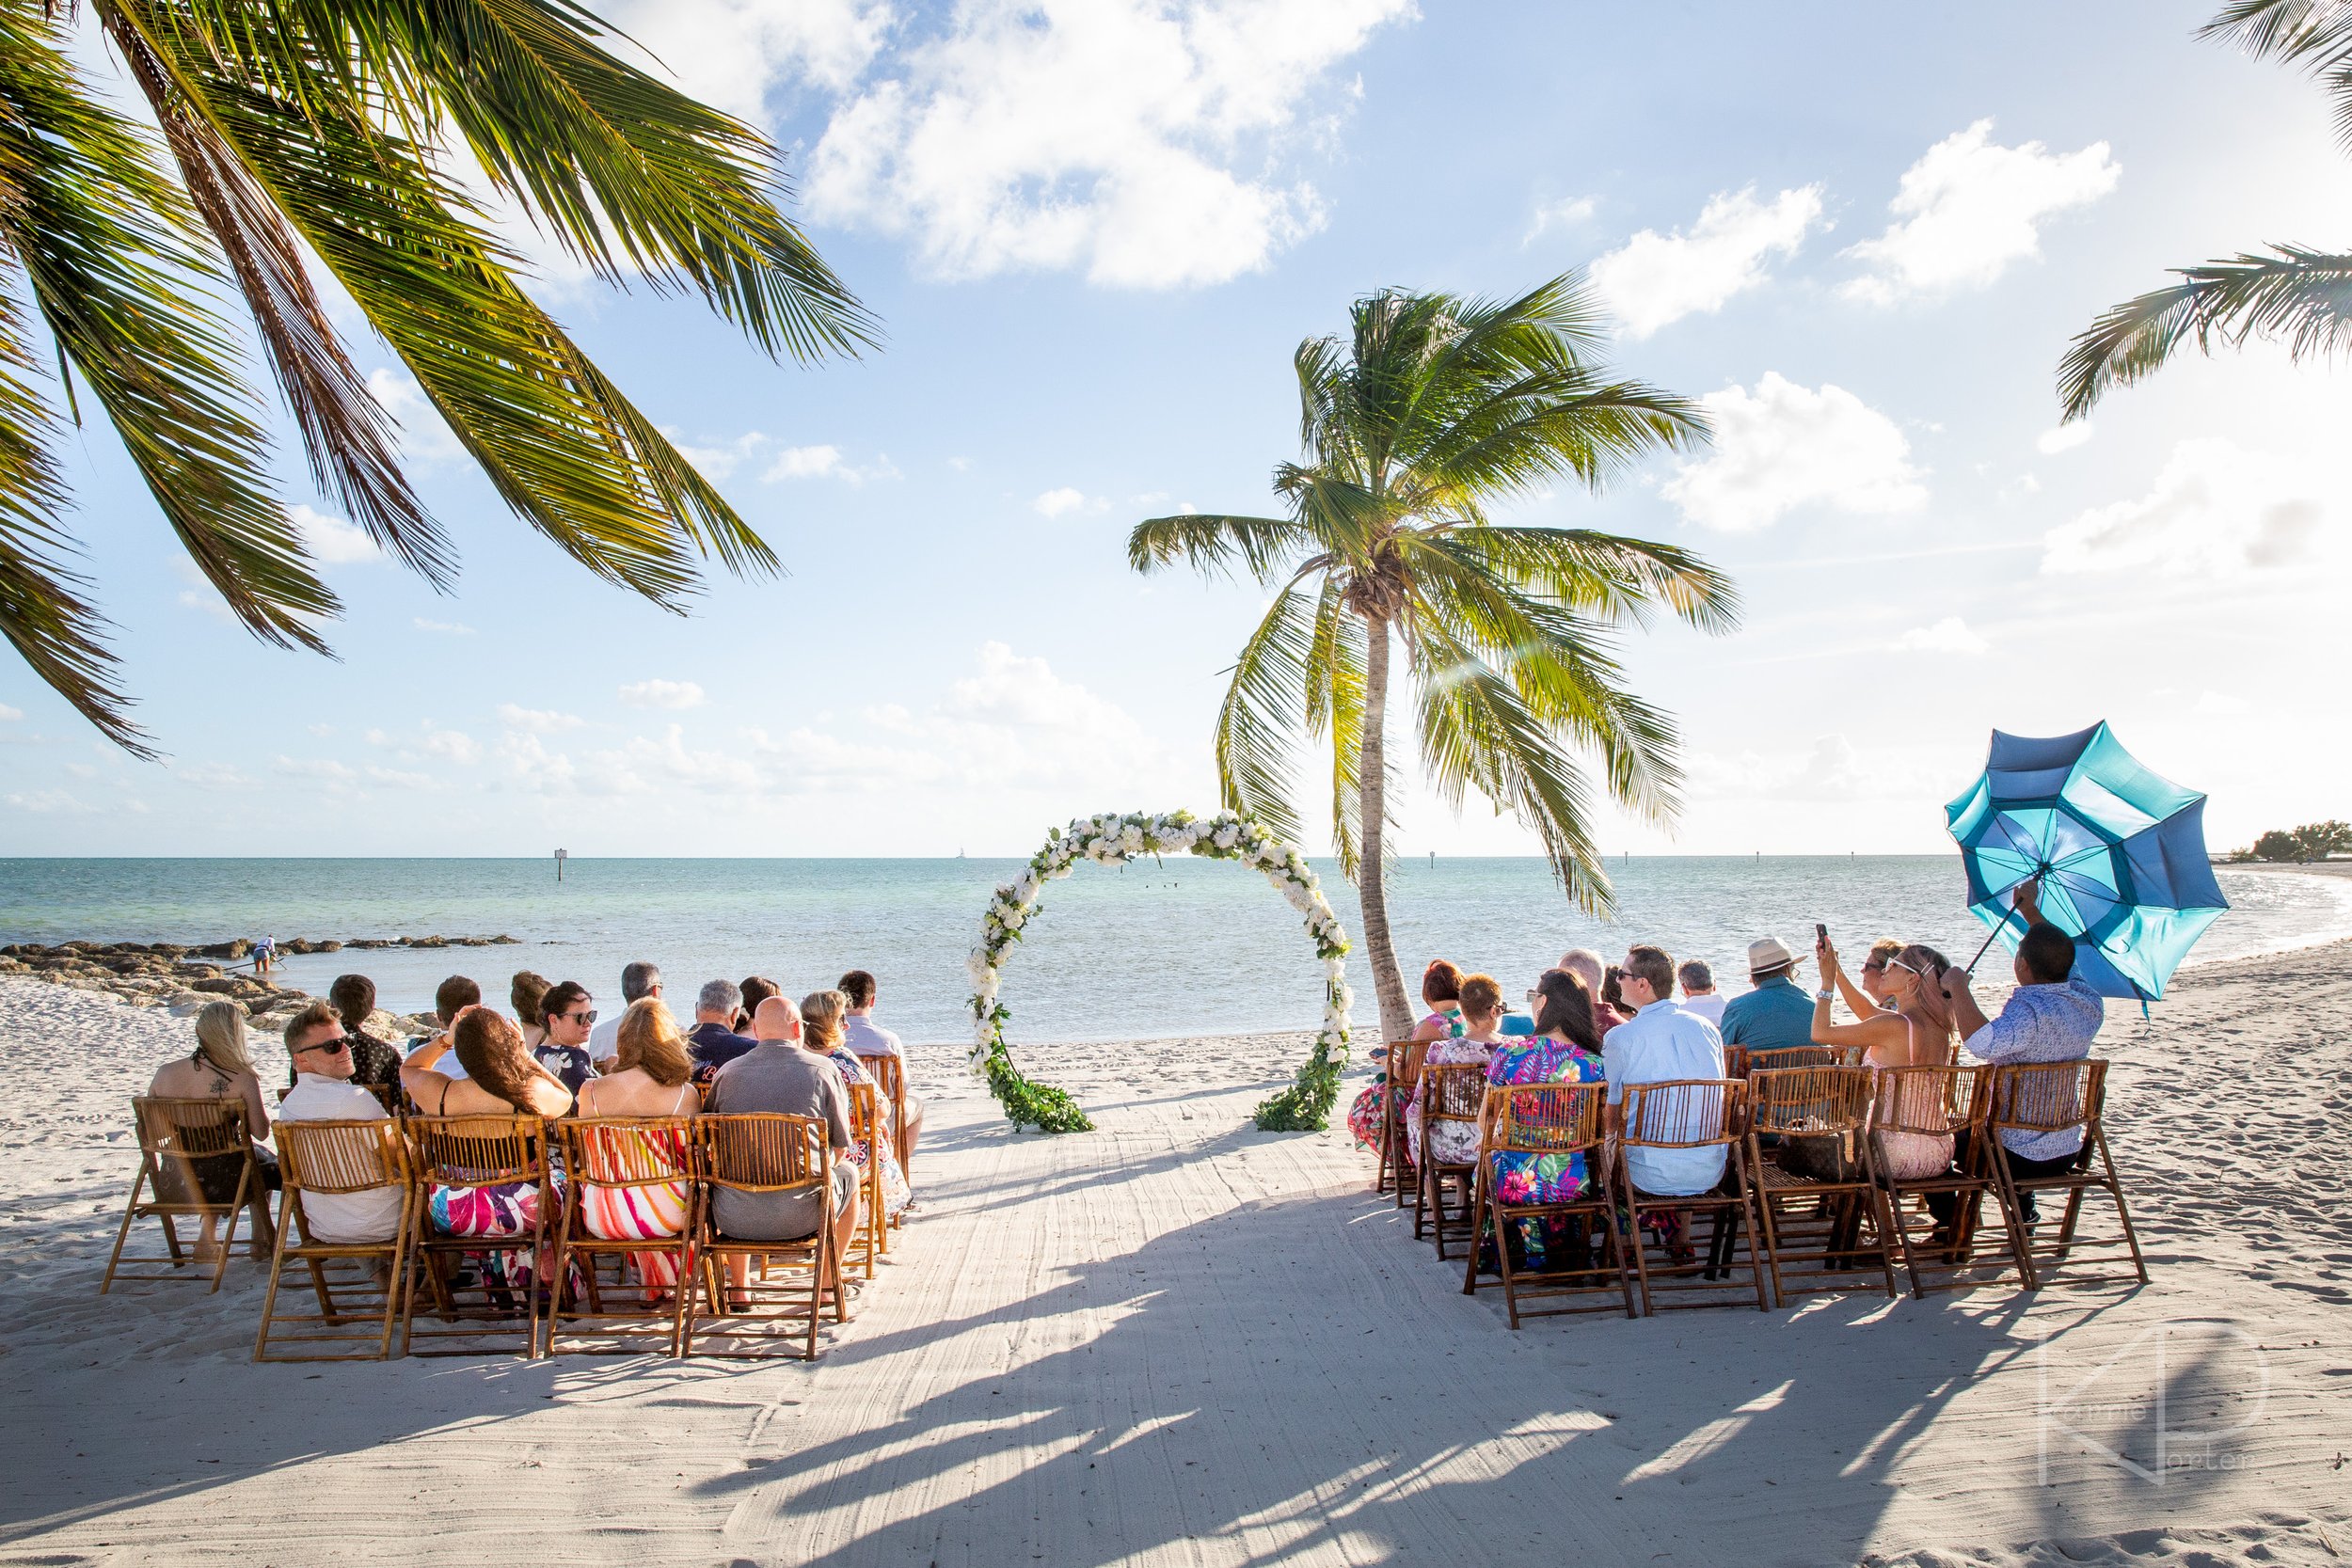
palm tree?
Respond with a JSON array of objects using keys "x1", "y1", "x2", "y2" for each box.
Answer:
[
  {"x1": 1128, "y1": 275, "x2": 1739, "y2": 1044},
  {"x1": 2058, "y1": 0, "x2": 2352, "y2": 418},
  {"x1": 0, "y1": 0, "x2": 873, "y2": 753}
]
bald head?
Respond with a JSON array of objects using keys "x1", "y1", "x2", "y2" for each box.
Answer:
[
  {"x1": 1558, "y1": 949, "x2": 1604, "y2": 995},
  {"x1": 751, "y1": 994, "x2": 803, "y2": 1043}
]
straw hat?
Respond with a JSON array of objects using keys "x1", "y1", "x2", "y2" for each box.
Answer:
[{"x1": 1747, "y1": 937, "x2": 1798, "y2": 974}]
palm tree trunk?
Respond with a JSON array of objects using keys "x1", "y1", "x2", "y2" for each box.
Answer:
[{"x1": 1356, "y1": 611, "x2": 1413, "y2": 1043}]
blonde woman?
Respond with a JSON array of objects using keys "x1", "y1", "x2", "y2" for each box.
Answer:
[
  {"x1": 147, "y1": 1000, "x2": 278, "y2": 1258},
  {"x1": 574, "y1": 998, "x2": 698, "y2": 1299},
  {"x1": 1810, "y1": 935, "x2": 1960, "y2": 1181},
  {"x1": 802, "y1": 989, "x2": 911, "y2": 1221}
]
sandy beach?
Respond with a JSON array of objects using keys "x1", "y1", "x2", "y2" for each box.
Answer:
[{"x1": 3, "y1": 943, "x2": 2347, "y2": 1567}]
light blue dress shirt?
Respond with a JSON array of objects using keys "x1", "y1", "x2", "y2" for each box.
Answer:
[{"x1": 1606, "y1": 999, "x2": 1729, "y2": 1196}]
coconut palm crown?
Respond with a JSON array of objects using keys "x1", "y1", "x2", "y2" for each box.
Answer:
[
  {"x1": 1129, "y1": 275, "x2": 1739, "y2": 1043},
  {"x1": 0, "y1": 0, "x2": 874, "y2": 753},
  {"x1": 2058, "y1": 0, "x2": 2352, "y2": 418}
]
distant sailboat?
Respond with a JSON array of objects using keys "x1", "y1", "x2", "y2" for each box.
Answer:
[{"x1": 957, "y1": 847, "x2": 966, "y2": 860}]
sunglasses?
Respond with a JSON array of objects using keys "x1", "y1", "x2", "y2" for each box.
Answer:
[
  {"x1": 296, "y1": 1034, "x2": 350, "y2": 1054},
  {"x1": 1885, "y1": 958, "x2": 1918, "y2": 975},
  {"x1": 564, "y1": 1009, "x2": 597, "y2": 1024}
]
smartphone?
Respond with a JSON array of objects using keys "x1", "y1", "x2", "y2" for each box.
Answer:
[{"x1": 1815, "y1": 922, "x2": 1828, "y2": 943}]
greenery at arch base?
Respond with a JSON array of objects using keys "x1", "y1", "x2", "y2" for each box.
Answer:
[{"x1": 966, "y1": 810, "x2": 1355, "y2": 1134}]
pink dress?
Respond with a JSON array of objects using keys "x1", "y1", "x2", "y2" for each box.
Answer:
[{"x1": 1871, "y1": 1018, "x2": 1956, "y2": 1181}]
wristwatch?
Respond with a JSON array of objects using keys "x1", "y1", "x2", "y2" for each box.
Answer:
[{"x1": 1815, "y1": 988, "x2": 1835, "y2": 1002}]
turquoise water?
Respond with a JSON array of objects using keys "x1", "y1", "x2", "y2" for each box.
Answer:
[{"x1": 1, "y1": 857, "x2": 2343, "y2": 1045}]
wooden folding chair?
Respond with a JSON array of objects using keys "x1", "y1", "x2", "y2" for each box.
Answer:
[
  {"x1": 1746, "y1": 1044, "x2": 1865, "y2": 1075},
  {"x1": 1985, "y1": 1060, "x2": 2147, "y2": 1291},
  {"x1": 1460, "y1": 1083, "x2": 1634, "y2": 1325},
  {"x1": 843, "y1": 1084, "x2": 889, "y2": 1276},
  {"x1": 399, "y1": 1115, "x2": 550, "y2": 1357},
  {"x1": 1415, "y1": 1062, "x2": 1486, "y2": 1257},
  {"x1": 868, "y1": 1053, "x2": 914, "y2": 1174},
  {"x1": 1376, "y1": 1040, "x2": 1428, "y2": 1201},
  {"x1": 1745, "y1": 1066, "x2": 1897, "y2": 1306},
  {"x1": 1615, "y1": 1079, "x2": 1769, "y2": 1315},
  {"x1": 686, "y1": 1114, "x2": 846, "y2": 1360},
  {"x1": 1873, "y1": 1065, "x2": 2026, "y2": 1298},
  {"x1": 255, "y1": 1119, "x2": 414, "y2": 1361},
  {"x1": 101, "y1": 1097, "x2": 264, "y2": 1294},
  {"x1": 1722, "y1": 1045, "x2": 1749, "y2": 1080},
  {"x1": 545, "y1": 1117, "x2": 700, "y2": 1356}
]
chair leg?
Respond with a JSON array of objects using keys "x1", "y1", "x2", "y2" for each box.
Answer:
[
  {"x1": 99, "y1": 1166, "x2": 151, "y2": 1294},
  {"x1": 2096, "y1": 1131, "x2": 2151, "y2": 1285},
  {"x1": 253, "y1": 1191, "x2": 295, "y2": 1361},
  {"x1": 210, "y1": 1168, "x2": 249, "y2": 1294},
  {"x1": 1732, "y1": 1153, "x2": 1770, "y2": 1311},
  {"x1": 1616, "y1": 1156, "x2": 1655, "y2": 1317}
]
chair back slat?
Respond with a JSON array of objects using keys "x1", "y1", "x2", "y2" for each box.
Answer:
[
  {"x1": 558, "y1": 1117, "x2": 696, "y2": 1191},
  {"x1": 134, "y1": 1095, "x2": 248, "y2": 1158},
  {"x1": 1486, "y1": 1082, "x2": 1607, "y2": 1156},
  {"x1": 1872, "y1": 1064, "x2": 1987, "y2": 1138},
  {"x1": 1621, "y1": 1079, "x2": 1744, "y2": 1148},
  {"x1": 1747, "y1": 1066, "x2": 1874, "y2": 1135},
  {"x1": 404, "y1": 1115, "x2": 544, "y2": 1188},
  {"x1": 1389, "y1": 1040, "x2": 1431, "y2": 1091},
  {"x1": 869, "y1": 1053, "x2": 907, "y2": 1104},
  {"x1": 1988, "y1": 1059, "x2": 2100, "y2": 1136},
  {"x1": 699, "y1": 1114, "x2": 825, "y2": 1194},
  {"x1": 278, "y1": 1119, "x2": 407, "y2": 1194},
  {"x1": 1422, "y1": 1062, "x2": 1488, "y2": 1127}
]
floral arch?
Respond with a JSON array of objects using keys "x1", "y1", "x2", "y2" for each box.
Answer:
[{"x1": 967, "y1": 810, "x2": 1355, "y2": 1133}]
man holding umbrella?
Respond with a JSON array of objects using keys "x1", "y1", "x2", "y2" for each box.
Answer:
[{"x1": 1939, "y1": 877, "x2": 2104, "y2": 1219}]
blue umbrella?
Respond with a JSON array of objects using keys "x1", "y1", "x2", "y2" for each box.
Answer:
[{"x1": 1945, "y1": 722, "x2": 2228, "y2": 1002}]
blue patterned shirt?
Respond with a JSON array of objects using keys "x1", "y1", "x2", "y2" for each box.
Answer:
[{"x1": 1962, "y1": 977, "x2": 2103, "y2": 1161}]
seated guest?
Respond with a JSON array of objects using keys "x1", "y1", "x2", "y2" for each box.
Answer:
[
  {"x1": 739, "y1": 975, "x2": 781, "y2": 1035},
  {"x1": 407, "y1": 974, "x2": 484, "y2": 1081},
  {"x1": 1939, "y1": 879, "x2": 2103, "y2": 1223},
  {"x1": 588, "y1": 961, "x2": 660, "y2": 1069},
  {"x1": 1411, "y1": 958, "x2": 1468, "y2": 1041},
  {"x1": 840, "y1": 970, "x2": 924, "y2": 1173},
  {"x1": 399, "y1": 1009, "x2": 571, "y2": 1295},
  {"x1": 531, "y1": 980, "x2": 600, "y2": 1093},
  {"x1": 1606, "y1": 944, "x2": 1727, "y2": 1196},
  {"x1": 574, "y1": 997, "x2": 698, "y2": 1300},
  {"x1": 704, "y1": 997, "x2": 860, "y2": 1300},
  {"x1": 1831, "y1": 939, "x2": 1903, "y2": 1019},
  {"x1": 1809, "y1": 934, "x2": 1960, "y2": 1182},
  {"x1": 1717, "y1": 937, "x2": 1814, "y2": 1053},
  {"x1": 320, "y1": 973, "x2": 405, "y2": 1095},
  {"x1": 803, "y1": 989, "x2": 911, "y2": 1223},
  {"x1": 148, "y1": 1000, "x2": 279, "y2": 1258},
  {"x1": 1483, "y1": 969, "x2": 1610, "y2": 1271},
  {"x1": 686, "y1": 979, "x2": 757, "y2": 1085},
  {"x1": 278, "y1": 1002, "x2": 405, "y2": 1244},
  {"x1": 1558, "y1": 950, "x2": 1628, "y2": 1037},
  {"x1": 1677, "y1": 959, "x2": 1726, "y2": 1027},
  {"x1": 511, "y1": 971, "x2": 552, "y2": 1049},
  {"x1": 1405, "y1": 973, "x2": 1511, "y2": 1168}
]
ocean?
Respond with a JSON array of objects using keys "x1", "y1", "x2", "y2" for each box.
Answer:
[{"x1": 2, "y1": 857, "x2": 2344, "y2": 1046}]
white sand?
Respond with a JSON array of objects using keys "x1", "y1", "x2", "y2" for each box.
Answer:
[{"x1": 2, "y1": 949, "x2": 2347, "y2": 1566}]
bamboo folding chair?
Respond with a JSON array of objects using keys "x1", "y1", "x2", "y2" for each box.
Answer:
[
  {"x1": 1745, "y1": 1045, "x2": 1866, "y2": 1075},
  {"x1": 1376, "y1": 1040, "x2": 1429, "y2": 1200},
  {"x1": 1722, "y1": 1046, "x2": 1749, "y2": 1080},
  {"x1": 255, "y1": 1119, "x2": 414, "y2": 1361},
  {"x1": 843, "y1": 1084, "x2": 889, "y2": 1275},
  {"x1": 1415, "y1": 1062, "x2": 1486, "y2": 1258},
  {"x1": 1985, "y1": 1061, "x2": 2147, "y2": 1291},
  {"x1": 868, "y1": 1053, "x2": 914, "y2": 1175},
  {"x1": 686, "y1": 1114, "x2": 846, "y2": 1360},
  {"x1": 544, "y1": 1117, "x2": 700, "y2": 1357},
  {"x1": 1873, "y1": 1065, "x2": 2026, "y2": 1298},
  {"x1": 1745, "y1": 1067, "x2": 1897, "y2": 1306},
  {"x1": 1614, "y1": 1079, "x2": 1770, "y2": 1315},
  {"x1": 1459, "y1": 1083, "x2": 1634, "y2": 1326},
  {"x1": 399, "y1": 1115, "x2": 551, "y2": 1357},
  {"x1": 101, "y1": 1097, "x2": 264, "y2": 1294}
]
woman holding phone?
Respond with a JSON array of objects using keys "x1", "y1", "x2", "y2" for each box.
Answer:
[{"x1": 1809, "y1": 931, "x2": 1958, "y2": 1180}]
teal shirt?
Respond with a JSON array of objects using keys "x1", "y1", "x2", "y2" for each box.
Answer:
[{"x1": 1718, "y1": 973, "x2": 1816, "y2": 1052}]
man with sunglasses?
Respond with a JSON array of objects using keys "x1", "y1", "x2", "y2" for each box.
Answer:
[
  {"x1": 533, "y1": 980, "x2": 600, "y2": 1093},
  {"x1": 278, "y1": 1001, "x2": 405, "y2": 1243}
]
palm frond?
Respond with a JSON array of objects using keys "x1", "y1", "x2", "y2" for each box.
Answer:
[
  {"x1": 1213, "y1": 578, "x2": 1319, "y2": 848},
  {"x1": 2203, "y1": 0, "x2": 2352, "y2": 150},
  {"x1": 2058, "y1": 245, "x2": 2352, "y2": 418},
  {"x1": 1433, "y1": 526, "x2": 1741, "y2": 633},
  {"x1": 1127, "y1": 512, "x2": 1311, "y2": 583}
]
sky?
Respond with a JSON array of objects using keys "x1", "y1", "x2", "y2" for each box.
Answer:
[{"x1": 3, "y1": 0, "x2": 2348, "y2": 860}]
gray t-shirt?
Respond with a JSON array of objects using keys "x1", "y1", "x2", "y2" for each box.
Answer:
[{"x1": 704, "y1": 1043, "x2": 852, "y2": 1241}]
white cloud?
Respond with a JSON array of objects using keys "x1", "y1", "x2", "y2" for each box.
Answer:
[
  {"x1": 2035, "y1": 420, "x2": 2093, "y2": 455},
  {"x1": 758, "y1": 442, "x2": 899, "y2": 484},
  {"x1": 619, "y1": 678, "x2": 708, "y2": 710},
  {"x1": 170, "y1": 761, "x2": 259, "y2": 792},
  {"x1": 674, "y1": 431, "x2": 771, "y2": 482},
  {"x1": 597, "y1": 0, "x2": 894, "y2": 118},
  {"x1": 1843, "y1": 120, "x2": 2119, "y2": 304},
  {"x1": 291, "y1": 504, "x2": 380, "y2": 565},
  {"x1": 804, "y1": 0, "x2": 1414, "y2": 288},
  {"x1": 272, "y1": 756, "x2": 359, "y2": 784},
  {"x1": 498, "y1": 703, "x2": 585, "y2": 734},
  {"x1": 0, "y1": 704, "x2": 21, "y2": 721},
  {"x1": 419, "y1": 728, "x2": 482, "y2": 765},
  {"x1": 366, "y1": 369, "x2": 465, "y2": 464},
  {"x1": 1033, "y1": 486, "x2": 1099, "y2": 518},
  {"x1": 3, "y1": 789, "x2": 96, "y2": 815},
  {"x1": 1891, "y1": 616, "x2": 1989, "y2": 656},
  {"x1": 1521, "y1": 194, "x2": 1596, "y2": 246},
  {"x1": 1661, "y1": 372, "x2": 1928, "y2": 531},
  {"x1": 413, "y1": 617, "x2": 476, "y2": 636},
  {"x1": 1589, "y1": 184, "x2": 1825, "y2": 338},
  {"x1": 2042, "y1": 438, "x2": 2330, "y2": 578},
  {"x1": 2192, "y1": 690, "x2": 2251, "y2": 718}
]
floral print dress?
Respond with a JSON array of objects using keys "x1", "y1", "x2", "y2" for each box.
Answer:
[
  {"x1": 827, "y1": 1047, "x2": 913, "y2": 1220},
  {"x1": 1479, "y1": 1036, "x2": 1606, "y2": 1274},
  {"x1": 1405, "y1": 1035, "x2": 1501, "y2": 1167},
  {"x1": 1347, "y1": 1009, "x2": 1466, "y2": 1157}
]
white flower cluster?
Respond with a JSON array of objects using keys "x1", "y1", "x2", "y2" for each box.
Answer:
[{"x1": 965, "y1": 809, "x2": 1355, "y2": 1082}]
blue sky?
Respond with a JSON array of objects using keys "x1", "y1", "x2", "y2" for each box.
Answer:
[{"x1": 4, "y1": 0, "x2": 2347, "y2": 858}]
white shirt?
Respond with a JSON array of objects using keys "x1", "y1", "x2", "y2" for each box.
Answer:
[
  {"x1": 1678, "y1": 991, "x2": 1726, "y2": 1027},
  {"x1": 1605, "y1": 999, "x2": 1728, "y2": 1196},
  {"x1": 587, "y1": 1011, "x2": 625, "y2": 1064},
  {"x1": 842, "y1": 1014, "x2": 902, "y2": 1058},
  {"x1": 278, "y1": 1074, "x2": 405, "y2": 1243}
]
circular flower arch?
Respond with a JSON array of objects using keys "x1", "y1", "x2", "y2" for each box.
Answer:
[{"x1": 968, "y1": 810, "x2": 1354, "y2": 1134}]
